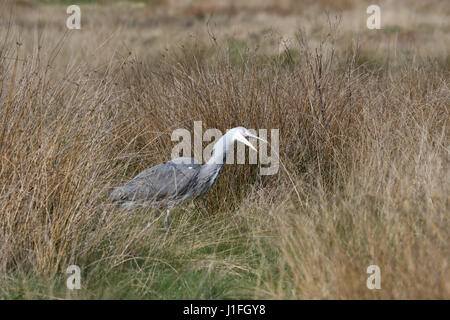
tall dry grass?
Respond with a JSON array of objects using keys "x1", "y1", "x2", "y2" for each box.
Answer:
[{"x1": 0, "y1": 1, "x2": 448, "y2": 299}]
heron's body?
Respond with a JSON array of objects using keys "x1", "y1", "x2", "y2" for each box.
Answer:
[
  {"x1": 110, "y1": 157, "x2": 223, "y2": 209},
  {"x1": 110, "y1": 127, "x2": 264, "y2": 228}
]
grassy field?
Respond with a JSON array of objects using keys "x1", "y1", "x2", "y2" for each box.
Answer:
[{"x1": 0, "y1": 0, "x2": 449, "y2": 299}]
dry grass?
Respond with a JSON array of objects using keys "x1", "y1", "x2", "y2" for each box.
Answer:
[{"x1": 0, "y1": 0, "x2": 448, "y2": 299}]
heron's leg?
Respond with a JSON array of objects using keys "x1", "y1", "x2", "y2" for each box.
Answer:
[
  {"x1": 164, "y1": 209, "x2": 170, "y2": 229},
  {"x1": 144, "y1": 208, "x2": 162, "y2": 229},
  {"x1": 150, "y1": 208, "x2": 162, "y2": 222},
  {"x1": 144, "y1": 210, "x2": 155, "y2": 229}
]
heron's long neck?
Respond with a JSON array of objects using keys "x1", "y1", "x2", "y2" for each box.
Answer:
[{"x1": 199, "y1": 134, "x2": 231, "y2": 190}]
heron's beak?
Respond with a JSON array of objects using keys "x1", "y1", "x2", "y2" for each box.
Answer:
[
  {"x1": 246, "y1": 132, "x2": 268, "y2": 143},
  {"x1": 236, "y1": 133, "x2": 257, "y2": 152}
]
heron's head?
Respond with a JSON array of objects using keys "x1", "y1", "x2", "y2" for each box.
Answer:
[
  {"x1": 207, "y1": 126, "x2": 267, "y2": 165},
  {"x1": 217, "y1": 126, "x2": 266, "y2": 153},
  {"x1": 208, "y1": 127, "x2": 267, "y2": 156}
]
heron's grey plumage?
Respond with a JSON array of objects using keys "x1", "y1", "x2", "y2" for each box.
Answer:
[
  {"x1": 110, "y1": 127, "x2": 265, "y2": 228},
  {"x1": 110, "y1": 158, "x2": 223, "y2": 209}
]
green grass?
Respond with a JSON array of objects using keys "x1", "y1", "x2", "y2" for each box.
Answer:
[
  {"x1": 383, "y1": 25, "x2": 402, "y2": 34},
  {"x1": 1, "y1": 207, "x2": 276, "y2": 299}
]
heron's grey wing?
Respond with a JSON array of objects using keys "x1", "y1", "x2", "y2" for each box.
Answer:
[
  {"x1": 170, "y1": 157, "x2": 200, "y2": 165},
  {"x1": 110, "y1": 161, "x2": 200, "y2": 203}
]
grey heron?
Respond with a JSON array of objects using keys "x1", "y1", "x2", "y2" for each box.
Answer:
[{"x1": 110, "y1": 126, "x2": 266, "y2": 228}]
